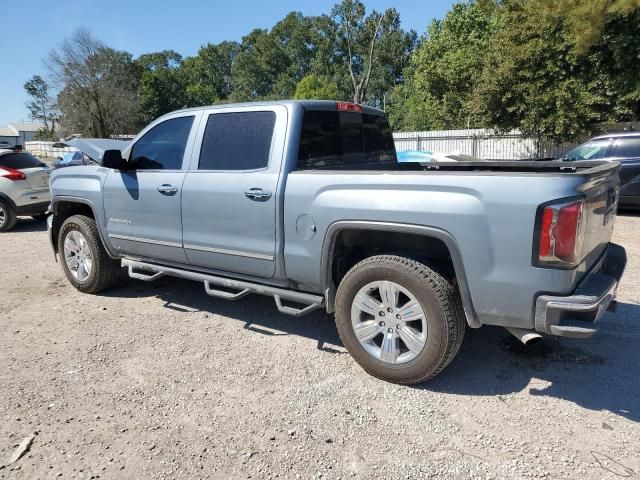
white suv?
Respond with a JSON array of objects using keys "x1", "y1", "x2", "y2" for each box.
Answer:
[{"x1": 0, "y1": 149, "x2": 51, "y2": 232}]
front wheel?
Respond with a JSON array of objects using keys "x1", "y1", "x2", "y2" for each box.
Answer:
[
  {"x1": 58, "y1": 215, "x2": 121, "y2": 293},
  {"x1": 0, "y1": 200, "x2": 17, "y2": 232},
  {"x1": 335, "y1": 255, "x2": 465, "y2": 384}
]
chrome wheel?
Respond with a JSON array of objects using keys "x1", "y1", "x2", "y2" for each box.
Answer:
[
  {"x1": 63, "y1": 230, "x2": 93, "y2": 282},
  {"x1": 350, "y1": 280, "x2": 428, "y2": 364}
]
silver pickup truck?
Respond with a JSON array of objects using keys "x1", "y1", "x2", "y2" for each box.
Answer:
[{"x1": 48, "y1": 100, "x2": 626, "y2": 384}]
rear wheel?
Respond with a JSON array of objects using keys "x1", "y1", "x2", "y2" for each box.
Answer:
[
  {"x1": 58, "y1": 215, "x2": 121, "y2": 293},
  {"x1": 0, "y1": 200, "x2": 17, "y2": 232},
  {"x1": 335, "y1": 255, "x2": 465, "y2": 384}
]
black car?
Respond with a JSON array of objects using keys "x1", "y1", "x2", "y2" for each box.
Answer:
[{"x1": 564, "y1": 132, "x2": 640, "y2": 209}]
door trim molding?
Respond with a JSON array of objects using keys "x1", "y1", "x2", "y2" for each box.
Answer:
[
  {"x1": 184, "y1": 243, "x2": 274, "y2": 261},
  {"x1": 108, "y1": 234, "x2": 182, "y2": 249}
]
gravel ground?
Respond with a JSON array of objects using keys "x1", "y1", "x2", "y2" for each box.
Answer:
[{"x1": 0, "y1": 213, "x2": 639, "y2": 479}]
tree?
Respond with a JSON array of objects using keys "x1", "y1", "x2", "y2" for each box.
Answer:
[
  {"x1": 136, "y1": 50, "x2": 186, "y2": 124},
  {"x1": 23, "y1": 75, "x2": 59, "y2": 139},
  {"x1": 471, "y1": 0, "x2": 640, "y2": 140},
  {"x1": 386, "y1": 1, "x2": 496, "y2": 130},
  {"x1": 331, "y1": 1, "x2": 414, "y2": 104},
  {"x1": 181, "y1": 41, "x2": 239, "y2": 106},
  {"x1": 47, "y1": 28, "x2": 139, "y2": 137},
  {"x1": 294, "y1": 74, "x2": 340, "y2": 99}
]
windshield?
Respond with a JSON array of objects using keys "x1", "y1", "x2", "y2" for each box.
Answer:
[{"x1": 564, "y1": 140, "x2": 611, "y2": 161}]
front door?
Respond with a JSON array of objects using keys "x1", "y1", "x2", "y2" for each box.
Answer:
[
  {"x1": 103, "y1": 113, "x2": 199, "y2": 264},
  {"x1": 181, "y1": 106, "x2": 287, "y2": 278}
]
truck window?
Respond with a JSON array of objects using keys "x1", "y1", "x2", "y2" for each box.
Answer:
[
  {"x1": 296, "y1": 110, "x2": 396, "y2": 169},
  {"x1": 612, "y1": 138, "x2": 640, "y2": 158},
  {"x1": 199, "y1": 111, "x2": 276, "y2": 170},
  {"x1": 131, "y1": 116, "x2": 194, "y2": 170},
  {"x1": 0, "y1": 153, "x2": 46, "y2": 169}
]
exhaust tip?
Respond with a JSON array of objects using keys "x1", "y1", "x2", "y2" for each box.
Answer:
[{"x1": 505, "y1": 327, "x2": 543, "y2": 346}]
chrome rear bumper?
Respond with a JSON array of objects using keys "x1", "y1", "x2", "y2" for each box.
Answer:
[{"x1": 535, "y1": 243, "x2": 627, "y2": 338}]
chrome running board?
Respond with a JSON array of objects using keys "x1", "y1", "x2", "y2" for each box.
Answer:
[{"x1": 122, "y1": 259, "x2": 324, "y2": 317}]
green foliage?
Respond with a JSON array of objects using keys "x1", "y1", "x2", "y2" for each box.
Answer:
[
  {"x1": 294, "y1": 74, "x2": 340, "y2": 100},
  {"x1": 181, "y1": 41, "x2": 239, "y2": 106},
  {"x1": 386, "y1": 1, "x2": 497, "y2": 130},
  {"x1": 24, "y1": 75, "x2": 58, "y2": 136},
  {"x1": 136, "y1": 50, "x2": 186, "y2": 124}
]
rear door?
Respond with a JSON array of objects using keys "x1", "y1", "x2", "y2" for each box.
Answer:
[
  {"x1": 181, "y1": 105, "x2": 287, "y2": 278},
  {"x1": 103, "y1": 112, "x2": 200, "y2": 264}
]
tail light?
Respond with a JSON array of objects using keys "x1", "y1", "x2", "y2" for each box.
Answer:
[
  {"x1": 536, "y1": 199, "x2": 585, "y2": 267},
  {"x1": 0, "y1": 166, "x2": 26, "y2": 181},
  {"x1": 336, "y1": 101, "x2": 363, "y2": 113}
]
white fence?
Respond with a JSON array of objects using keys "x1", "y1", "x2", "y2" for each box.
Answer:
[
  {"x1": 24, "y1": 141, "x2": 77, "y2": 159},
  {"x1": 393, "y1": 129, "x2": 584, "y2": 160}
]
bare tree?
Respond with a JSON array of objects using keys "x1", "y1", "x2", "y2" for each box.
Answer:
[
  {"x1": 46, "y1": 28, "x2": 139, "y2": 137},
  {"x1": 332, "y1": 0, "x2": 397, "y2": 104},
  {"x1": 23, "y1": 75, "x2": 59, "y2": 139}
]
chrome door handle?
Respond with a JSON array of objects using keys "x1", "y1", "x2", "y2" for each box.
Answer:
[
  {"x1": 157, "y1": 184, "x2": 178, "y2": 195},
  {"x1": 244, "y1": 188, "x2": 272, "y2": 201}
]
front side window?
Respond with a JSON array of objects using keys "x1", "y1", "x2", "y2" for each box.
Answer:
[
  {"x1": 131, "y1": 116, "x2": 194, "y2": 170},
  {"x1": 296, "y1": 110, "x2": 396, "y2": 169},
  {"x1": 199, "y1": 111, "x2": 276, "y2": 170},
  {"x1": 612, "y1": 138, "x2": 640, "y2": 159},
  {"x1": 0, "y1": 153, "x2": 46, "y2": 169},
  {"x1": 564, "y1": 140, "x2": 611, "y2": 161}
]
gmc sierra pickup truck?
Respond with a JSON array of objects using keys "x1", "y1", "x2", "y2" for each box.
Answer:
[{"x1": 48, "y1": 100, "x2": 626, "y2": 384}]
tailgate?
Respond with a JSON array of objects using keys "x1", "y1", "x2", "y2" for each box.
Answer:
[
  {"x1": 21, "y1": 167, "x2": 51, "y2": 190},
  {"x1": 578, "y1": 162, "x2": 620, "y2": 272}
]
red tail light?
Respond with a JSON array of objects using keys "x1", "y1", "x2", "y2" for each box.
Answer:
[
  {"x1": 336, "y1": 101, "x2": 363, "y2": 113},
  {"x1": 0, "y1": 166, "x2": 26, "y2": 181},
  {"x1": 537, "y1": 200, "x2": 585, "y2": 267}
]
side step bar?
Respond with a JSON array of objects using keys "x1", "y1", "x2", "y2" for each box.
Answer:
[{"x1": 122, "y1": 259, "x2": 324, "y2": 317}]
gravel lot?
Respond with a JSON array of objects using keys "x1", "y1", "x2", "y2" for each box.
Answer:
[{"x1": 1, "y1": 213, "x2": 638, "y2": 479}]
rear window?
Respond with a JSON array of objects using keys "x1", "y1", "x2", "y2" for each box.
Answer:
[
  {"x1": 0, "y1": 153, "x2": 45, "y2": 169},
  {"x1": 296, "y1": 110, "x2": 396, "y2": 169},
  {"x1": 612, "y1": 138, "x2": 640, "y2": 158},
  {"x1": 199, "y1": 111, "x2": 276, "y2": 170}
]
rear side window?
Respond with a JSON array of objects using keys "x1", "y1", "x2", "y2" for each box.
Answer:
[
  {"x1": 199, "y1": 111, "x2": 276, "y2": 170},
  {"x1": 565, "y1": 140, "x2": 611, "y2": 161},
  {"x1": 131, "y1": 116, "x2": 194, "y2": 170},
  {"x1": 296, "y1": 110, "x2": 396, "y2": 169},
  {"x1": 0, "y1": 153, "x2": 45, "y2": 169},
  {"x1": 612, "y1": 138, "x2": 640, "y2": 158}
]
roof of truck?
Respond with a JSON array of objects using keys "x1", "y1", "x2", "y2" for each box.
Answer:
[{"x1": 168, "y1": 100, "x2": 385, "y2": 117}]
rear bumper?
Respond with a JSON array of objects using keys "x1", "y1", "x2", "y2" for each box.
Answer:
[{"x1": 534, "y1": 243, "x2": 627, "y2": 338}]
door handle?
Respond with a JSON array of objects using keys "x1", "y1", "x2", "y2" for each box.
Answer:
[
  {"x1": 157, "y1": 184, "x2": 178, "y2": 195},
  {"x1": 244, "y1": 188, "x2": 272, "y2": 201}
]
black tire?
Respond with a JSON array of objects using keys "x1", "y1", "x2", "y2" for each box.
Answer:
[
  {"x1": 58, "y1": 214, "x2": 121, "y2": 293},
  {"x1": 0, "y1": 199, "x2": 17, "y2": 232},
  {"x1": 335, "y1": 255, "x2": 465, "y2": 384}
]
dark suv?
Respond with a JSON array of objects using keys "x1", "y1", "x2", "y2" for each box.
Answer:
[{"x1": 564, "y1": 132, "x2": 640, "y2": 209}]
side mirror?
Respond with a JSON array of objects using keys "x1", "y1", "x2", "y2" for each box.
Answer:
[{"x1": 102, "y1": 150, "x2": 127, "y2": 170}]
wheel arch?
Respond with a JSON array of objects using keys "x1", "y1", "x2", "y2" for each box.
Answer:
[
  {"x1": 0, "y1": 192, "x2": 18, "y2": 211},
  {"x1": 51, "y1": 196, "x2": 117, "y2": 259},
  {"x1": 321, "y1": 221, "x2": 480, "y2": 328}
]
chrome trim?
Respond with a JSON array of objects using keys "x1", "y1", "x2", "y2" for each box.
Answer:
[
  {"x1": 183, "y1": 243, "x2": 274, "y2": 261},
  {"x1": 108, "y1": 234, "x2": 182, "y2": 248}
]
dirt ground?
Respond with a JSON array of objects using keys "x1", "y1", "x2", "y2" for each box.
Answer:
[{"x1": 0, "y1": 213, "x2": 639, "y2": 479}]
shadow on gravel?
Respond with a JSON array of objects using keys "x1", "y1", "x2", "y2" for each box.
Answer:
[
  {"x1": 11, "y1": 217, "x2": 47, "y2": 233},
  {"x1": 102, "y1": 273, "x2": 640, "y2": 422},
  {"x1": 424, "y1": 301, "x2": 640, "y2": 422},
  {"x1": 101, "y1": 274, "x2": 344, "y2": 354}
]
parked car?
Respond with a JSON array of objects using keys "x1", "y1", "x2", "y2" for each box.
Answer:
[
  {"x1": 47, "y1": 100, "x2": 625, "y2": 384},
  {"x1": 52, "y1": 138, "x2": 130, "y2": 169},
  {"x1": 0, "y1": 149, "x2": 50, "y2": 232},
  {"x1": 563, "y1": 132, "x2": 640, "y2": 209}
]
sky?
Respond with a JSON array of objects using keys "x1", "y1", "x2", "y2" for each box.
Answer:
[{"x1": 0, "y1": 0, "x2": 454, "y2": 126}]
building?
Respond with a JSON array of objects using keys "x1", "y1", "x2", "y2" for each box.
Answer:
[{"x1": 0, "y1": 122, "x2": 45, "y2": 146}]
